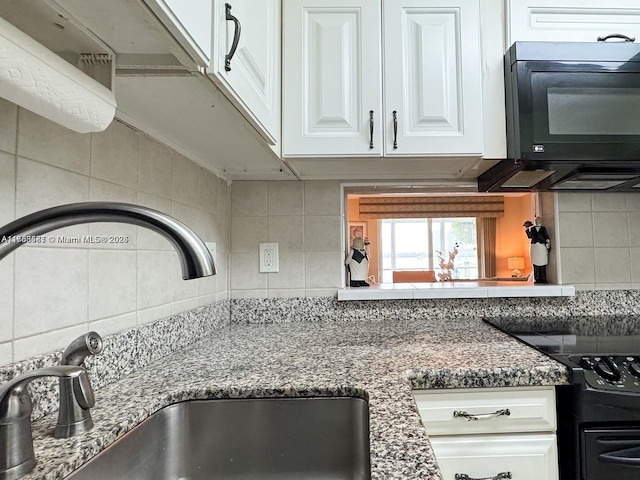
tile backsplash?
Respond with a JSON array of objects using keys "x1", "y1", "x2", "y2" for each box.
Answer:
[
  {"x1": 556, "y1": 192, "x2": 640, "y2": 290},
  {"x1": 0, "y1": 99, "x2": 230, "y2": 364},
  {"x1": 230, "y1": 180, "x2": 344, "y2": 299}
]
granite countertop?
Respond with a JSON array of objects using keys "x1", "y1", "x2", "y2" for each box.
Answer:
[{"x1": 23, "y1": 317, "x2": 570, "y2": 480}]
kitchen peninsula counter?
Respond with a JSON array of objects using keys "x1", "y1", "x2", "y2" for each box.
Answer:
[{"x1": 24, "y1": 317, "x2": 569, "y2": 480}]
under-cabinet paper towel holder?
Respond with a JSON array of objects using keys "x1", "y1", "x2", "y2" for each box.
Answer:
[{"x1": 0, "y1": 16, "x2": 117, "y2": 133}]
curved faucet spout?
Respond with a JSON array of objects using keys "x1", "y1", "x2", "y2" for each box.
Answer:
[{"x1": 0, "y1": 202, "x2": 216, "y2": 279}]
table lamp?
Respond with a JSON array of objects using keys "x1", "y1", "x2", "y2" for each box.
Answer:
[{"x1": 507, "y1": 257, "x2": 525, "y2": 277}]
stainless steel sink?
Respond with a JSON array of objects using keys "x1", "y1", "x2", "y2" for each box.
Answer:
[{"x1": 65, "y1": 396, "x2": 371, "y2": 480}]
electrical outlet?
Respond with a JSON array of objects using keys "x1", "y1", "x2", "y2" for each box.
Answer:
[{"x1": 259, "y1": 242, "x2": 279, "y2": 273}]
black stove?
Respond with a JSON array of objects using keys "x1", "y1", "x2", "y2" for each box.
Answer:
[
  {"x1": 505, "y1": 330, "x2": 640, "y2": 392},
  {"x1": 485, "y1": 317, "x2": 640, "y2": 480}
]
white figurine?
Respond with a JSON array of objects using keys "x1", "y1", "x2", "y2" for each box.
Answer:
[
  {"x1": 524, "y1": 217, "x2": 551, "y2": 284},
  {"x1": 345, "y1": 237, "x2": 370, "y2": 287}
]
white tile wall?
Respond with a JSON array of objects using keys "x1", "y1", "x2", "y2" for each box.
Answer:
[
  {"x1": 0, "y1": 152, "x2": 15, "y2": 230},
  {"x1": 0, "y1": 98, "x2": 17, "y2": 155},
  {"x1": 0, "y1": 257, "x2": 13, "y2": 343},
  {"x1": 229, "y1": 181, "x2": 343, "y2": 298},
  {"x1": 0, "y1": 103, "x2": 231, "y2": 364},
  {"x1": 17, "y1": 108, "x2": 91, "y2": 174},
  {"x1": 91, "y1": 120, "x2": 139, "y2": 188},
  {"x1": 14, "y1": 248, "x2": 88, "y2": 337},
  {"x1": 173, "y1": 154, "x2": 200, "y2": 206},
  {"x1": 138, "y1": 135, "x2": 174, "y2": 198},
  {"x1": 557, "y1": 192, "x2": 640, "y2": 290},
  {"x1": 88, "y1": 250, "x2": 137, "y2": 320},
  {"x1": 267, "y1": 216, "x2": 303, "y2": 251}
]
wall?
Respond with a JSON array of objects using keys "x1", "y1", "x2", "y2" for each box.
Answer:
[
  {"x1": 0, "y1": 98, "x2": 230, "y2": 364},
  {"x1": 230, "y1": 180, "x2": 343, "y2": 298},
  {"x1": 555, "y1": 192, "x2": 640, "y2": 290},
  {"x1": 231, "y1": 182, "x2": 640, "y2": 294},
  {"x1": 495, "y1": 195, "x2": 534, "y2": 278}
]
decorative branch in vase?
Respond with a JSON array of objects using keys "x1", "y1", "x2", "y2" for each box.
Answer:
[{"x1": 435, "y1": 243, "x2": 459, "y2": 281}]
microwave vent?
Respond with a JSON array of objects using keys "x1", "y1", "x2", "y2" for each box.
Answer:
[{"x1": 502, "y1": 169, "x2": 555, "y2": 188}]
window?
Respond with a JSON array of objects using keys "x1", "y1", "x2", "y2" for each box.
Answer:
[{"x1": 381, "y1": 218, "x2": 478, "y2": 283}]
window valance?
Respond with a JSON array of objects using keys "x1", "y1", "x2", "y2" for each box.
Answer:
[{"x1": 358, "y1": 196, "x2": 504, "y2": 219}]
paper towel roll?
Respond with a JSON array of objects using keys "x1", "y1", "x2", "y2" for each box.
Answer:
[{"x1": 0, "y1": 17, "x2": 116, "y2": 133}]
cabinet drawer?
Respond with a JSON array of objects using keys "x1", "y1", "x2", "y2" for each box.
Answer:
[
  {"x1": 507, "y1": 0, "x2": 640, "y2": 44},
  {"x1": 431, "y1": 433, "x2": 559, "y2": 480},
  {"x1": 413, "y1": 386, "x2": 556, "y2": 435}
]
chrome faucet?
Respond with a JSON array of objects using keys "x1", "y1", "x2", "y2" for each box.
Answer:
[
  {"x1": 0, "y1": 202, "x2": 216, "y2": 279},
  {"x1": 0, "y1": 366, "x2": 95, "y2": 480},
  {"x1": 55, "y1": 332, "x2": 104, "y2": 438}
]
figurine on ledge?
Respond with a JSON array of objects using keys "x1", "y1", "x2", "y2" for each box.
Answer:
[
  {"x1": 524, "y1": 217, "x2": 551, "y2": 284},
  {"x1": 345, "y1": 236, "x2": 370, "y2": 287}
]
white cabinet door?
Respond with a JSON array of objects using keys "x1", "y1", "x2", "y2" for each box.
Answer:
[
  {"x1": 508, "y1": 0, "x2": 640, "y2": 44},
  {"x1": 282, "y1": 0, "x2": 383, "y2": 157},
  {"x1": 431, "y1": 434, "x2": 559, "y2": 480},
  {"x1": 210, "y1": 0, "x2": 281, "y2": 145},
  {"x1": 383, "y1": 0, "x2": 483, "y2": 156},
  {"x1": 143, "y1": 0, "x2": 213, "y2": 66}
]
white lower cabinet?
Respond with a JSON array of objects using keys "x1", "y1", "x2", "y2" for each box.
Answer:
[
  {"x1": 413, "y1": 386, "x2": 559, "y2": 480},
  {"x1": 431, "y1": 433, "x2": 558, "y2": 480}
]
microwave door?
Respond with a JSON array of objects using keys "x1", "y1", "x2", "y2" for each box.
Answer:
[{"x1": 514, "y1": 63, "x2": 640, "y2": 161}]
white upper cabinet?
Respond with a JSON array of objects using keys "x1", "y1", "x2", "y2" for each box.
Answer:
[
  {"x1": 282, "y1": 0, "x2": 383, "y2": 156},
  {"x1": 282, "y1": 0, "x2": 483, "y2": 158},
  {"x1": 507, "y1": 0, "x2": 640, "y2": 44},
  {"x1": 383, "y1": 0, "x2": 483, "y2": 156},
  {"x1": 143, "y1": 0, "x2": 213, "y2": 67},
  {"x1": 209, "y1": 0, "x2": 281, "y2": 145}
]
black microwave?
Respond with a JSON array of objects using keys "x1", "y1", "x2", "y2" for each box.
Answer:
[
  {"x1": 479, "y1": 39, "x2": 640, "y2": 192},
  {"x1": 507, "y1": 39, "x2": 640, "y2": 161}
]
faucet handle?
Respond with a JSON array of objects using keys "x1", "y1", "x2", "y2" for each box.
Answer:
[{"x1": 72, "y1": 371, "x2": 95, "y2": 409}]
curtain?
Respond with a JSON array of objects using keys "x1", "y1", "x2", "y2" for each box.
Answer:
[
  {"x1": 480, "y1": 217, "x2": 497, "y2": 278},
  {"x1": 358, "y1": 196, "x2": 504, "y2": 219}
]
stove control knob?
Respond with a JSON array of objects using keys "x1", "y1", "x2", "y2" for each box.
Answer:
[
  {"x1": 580, "y1": 356, "x2": 595, "y2": 370},
  {"x1": 629, "y1": 360, "x2": 640, "y2": 379},
  {"x1": 594, "y1": 356, "x2": 622, "y2": 382}
]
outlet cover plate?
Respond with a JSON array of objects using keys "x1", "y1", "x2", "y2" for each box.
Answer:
[{"x1": 259, "y1": 242, "x2": 279, "y2": 273}]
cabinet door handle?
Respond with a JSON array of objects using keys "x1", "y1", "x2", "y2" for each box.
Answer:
[
  {"x1": 597, "y1": 33, "x2": 635, "y2": 42},
  {"x1": 453, "y1": 408, "x2": 510, "y2": 421},
  {"x1": 392, "y1": 110, "x2": 398, "y2": 149},
  {"x1": 225, "y1": 3, "x2": 242, "y2": 71},
  {"x1": 455, "y1": 472, "x2": 512, "y2": 480},
  {"x1": 369, "y1": 110, "x2": 374, "y2": 149}
]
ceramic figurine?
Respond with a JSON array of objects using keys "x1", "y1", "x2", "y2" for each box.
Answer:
[
  {"x1": 524, "y1": 217, "x2": 551, "y2": 284},
  {"x1": 345, "y1": 236, "x2": 370, "y2": 287}
]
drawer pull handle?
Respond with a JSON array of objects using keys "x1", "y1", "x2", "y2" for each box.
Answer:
[
  {"x1": 455, "y1": 472, "x2": 512, "y2": 480},
  {"x1": 453, "y1": 408, "x2": 510, "y2": 421}
]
